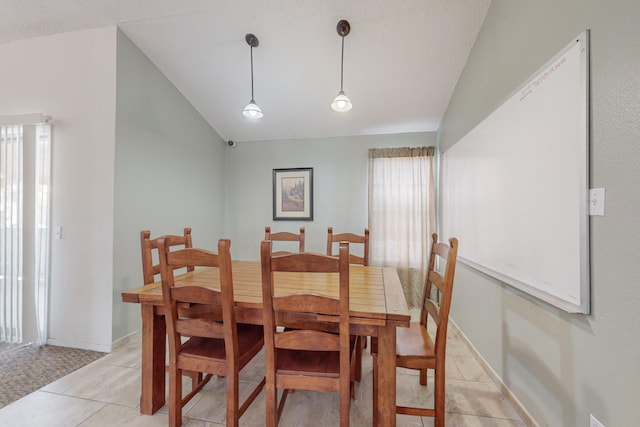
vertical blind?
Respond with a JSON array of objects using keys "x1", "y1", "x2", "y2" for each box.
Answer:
[
  {"x1": 0, "y1": 119, "x2": 51, "y2": 344},
  {"x1": 0, "y1": 125, "x2": 24, "y2": 343}
]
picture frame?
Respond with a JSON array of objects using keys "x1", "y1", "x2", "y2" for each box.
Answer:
[{"x1": 273, "y1": 167, "x2": 313, "y2": 221}]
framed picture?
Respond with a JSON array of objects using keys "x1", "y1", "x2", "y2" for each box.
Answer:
[{"x1": 273, "y1": 167, "x2": 313, "y2": 221}]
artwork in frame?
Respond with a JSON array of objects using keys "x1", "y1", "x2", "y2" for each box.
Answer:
[{"x1": 273, "y1": 168, "x2": 313, "y2": 221}]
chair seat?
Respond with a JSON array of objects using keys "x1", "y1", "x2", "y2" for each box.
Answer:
[
  {"x1": 181, "y1": 323, "x2": 264, "y2": 364},
  {"x1": 396, "y1": 322, "x2": 434, "y2": 357},
  {"x1": 371, "y1": 322, "x2": 435, "y2": 362}
]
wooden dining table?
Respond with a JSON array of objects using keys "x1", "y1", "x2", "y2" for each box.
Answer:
[{"x1": 121, "y1": 260, "x2": 410, "y2": 426}]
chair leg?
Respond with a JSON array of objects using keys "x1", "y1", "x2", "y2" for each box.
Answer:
[
  {"x1": 169, "y1": 366, "x2": 183, "y2": 427},
  {"x1": 181, "y1": 373, "x2": 213, "y2": 407},
  {"x1": 420, "y1": 368, "x2": 427, "y2": 386},
  {"x1": 187, "y1": 370, "x2": 202, "y2": 389},
  {"x1": 372, "y1": 352, "x2": 378, "y2": 427},
  {"x1": 434, "y1": 365, "x2": 445, "y2": 427},
  {"x1": 355, "y1": 336, "x2": 364, "y2": 382},
  {"x1": 340, "y1": 390, "x2": 350, "y2": 427},
  {"x1": 277, "y1": 388, "x2": 289, "y2": 424},
  {"x1": 226, "y1": 373, "x2": 239, "y2": 427},
  {"x1": 341, "y1": 355, "x2": 351, "y2": 427},
  {"x1": 349, "y1": 336, "x2": 358, "y2": 400},
  {"x1": 167, "y1": 368, "x2": 206, "y2": 394},
  {"x1": 265, "y1": 377, "x2": 278, "y2": 427}
]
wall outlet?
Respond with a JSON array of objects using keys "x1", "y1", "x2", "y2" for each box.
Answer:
[
  {"x1": 589, "y1": 188, "x2": 605, "y2": 216},
  {"x1": 590, "y1": 414, "x2": 605, "y2": 427}
]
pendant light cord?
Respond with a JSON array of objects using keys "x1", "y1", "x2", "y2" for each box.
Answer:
[
  {"x1": 250, "y1": 45, "x2": 255, "y2": 101},
  {"x1": 340, "y1": 36, "x2": 345, "y2": 92}
]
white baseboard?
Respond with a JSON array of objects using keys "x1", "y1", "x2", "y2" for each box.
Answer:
[
  {"x1": 46, "y1": 330, "x2": 140, "y2": 354},
  {"x1": 46, "y1": 338, "x2": 111, "y2": 353},
  {"x1": 111, "y1": 330, "x2": 139, "y2": 351},
  {"x1": 449, "y1": 319, "x2": 539, "y2": 427}
]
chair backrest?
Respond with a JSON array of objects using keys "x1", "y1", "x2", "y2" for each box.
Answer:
[
  {"x1": 264, "y1": 226, "x2": 305, "y2": 253},
  {"x1": 158, "y1": 239, "x2": 238, "y2": 365},
  {"x1": 140, "y1": 228, "x2": 194, "y2": 285},
  {"x1": 260, "y1": 239, "x2": 351, "y2": 372},
  {"x1": 421, "y1": 233, "x2": 458, "y2": 355},
  {"x1": 326, "y1": 227, "x2": 369, "y2": 266}
]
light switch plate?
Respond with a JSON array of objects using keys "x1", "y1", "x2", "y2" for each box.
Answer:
[{"x1": 589, "y1": 188, "x2": 605, "y2": 216}]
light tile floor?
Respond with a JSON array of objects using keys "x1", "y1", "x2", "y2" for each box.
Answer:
[{"x1": 0, "y1": 324, "x2": 529, "y2": 426}]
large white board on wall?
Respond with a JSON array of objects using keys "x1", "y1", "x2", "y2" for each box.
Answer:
[{"x1": 442, "y1": 31, "x2": 590, "y2": 314}]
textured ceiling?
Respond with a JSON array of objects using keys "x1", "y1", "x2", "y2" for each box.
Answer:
[{"x1": 0, "y1": 0, "x2": 491, "y2": 142}]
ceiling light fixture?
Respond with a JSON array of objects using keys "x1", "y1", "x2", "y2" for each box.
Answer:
[
  {"x1": 242, "y1": 33, "x2": 263, "y2": 119},
  {"x1": 331, "y1": 20, "x2": 353, "y2": 113}
]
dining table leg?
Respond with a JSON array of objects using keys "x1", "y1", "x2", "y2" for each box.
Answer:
[
  {"x1": 375, "y1": 323, "x2": 397, "y2": 426},
  {"x1": 140, "y1": 305, "x2": 166, "y2": 414}
]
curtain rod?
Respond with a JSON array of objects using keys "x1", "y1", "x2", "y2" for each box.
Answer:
[{"x1": 0, "y1": 114, "x2": 52, "y2": 126}]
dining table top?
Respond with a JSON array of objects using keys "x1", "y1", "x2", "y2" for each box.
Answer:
[{"x1": 121, "y1": 260, "x2": 410, "y2": 324}]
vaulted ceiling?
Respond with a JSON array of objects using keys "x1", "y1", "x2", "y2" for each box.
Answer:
[{"x1": 0, "y1": 0, "x2": 491, "y2": 142}]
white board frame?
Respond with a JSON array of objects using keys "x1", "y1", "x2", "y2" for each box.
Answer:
[{"x1": 442, "y1": 31, "x2": 590, "y2": 314}]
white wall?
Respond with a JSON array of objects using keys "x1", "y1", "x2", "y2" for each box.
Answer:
[
  {"x1": 0, "y1": 26, "x2": 226, "y2": 350},
  {"x1": 112, "y1": 31, "x2": 227, "y2": 342},
  {"x1": 0, "y1": 28, "x2": 118, "y2": 351},
  {"x1": 438, "y1": 0, "x2": 640, "y2": 425},
  {"x1": 224, "y1": 132, "x2": 435, "y2": 261}
]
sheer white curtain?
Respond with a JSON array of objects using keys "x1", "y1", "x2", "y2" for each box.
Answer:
[
  {"x1": 0, "y1": 119, "x2": 51, "y2": 344},
  {"x1": 34, "y1": 124, "x2": 51, "y2": 345},
  {"x1": 368, "y1": 147, "x2": 436, "y2": 307}
]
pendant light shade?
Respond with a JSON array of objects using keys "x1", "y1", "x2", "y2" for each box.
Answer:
[
  {"x1": 331, "y1": 20, "x2": 353, "y2": 112},
  {"x1": 331, "y1": 90, "x2": 353, "y2": 112},
  {"x1": 242, "y1": 100, "x2": 263, "y2": 118},
  {"x1": 243, "y1": 33, "x2": 263, "y2": 119}
]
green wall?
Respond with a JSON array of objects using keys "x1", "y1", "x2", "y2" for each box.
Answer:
[
  {"x1": 224, "y1": 132, "x2": 436, "y2": 261},
  {"x1": 439, "y1": 0, "x2": 640, "y2": 425},
  {"x1": 112, "y1": 30, "x2": 227, "y2": 341}
]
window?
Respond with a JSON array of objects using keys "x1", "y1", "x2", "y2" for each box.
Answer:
[{"x1": 368, "y1": 146, "x2": 436, "y2": 307}]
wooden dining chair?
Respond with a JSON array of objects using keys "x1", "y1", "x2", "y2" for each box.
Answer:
[
  {"x1": 141, "y1": 228, "x2": 195, "y2": 285},
  {"x1": 159, "y1": 238, "x2": 265, "y2": 427},
  {"x1": 260, "y1": 239, "x2": 357, "y2": 427},
  {"x1": 264, "y1": 226, "x2": 305, "y2": 256},
  {"x1": 371, "y1": 233, "x2": 458, "y2": 427},
  {"x1": 326, "y1": 227, "x2": 370, "y2": 382},
  {"x1": 326, "y1": 227, "x2": 369, "y2": 266},
  {"x1": 140, "y1": 228, "x2": 204, "y2": 393}
]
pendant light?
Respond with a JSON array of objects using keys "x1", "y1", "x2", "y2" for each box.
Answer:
[
  {"x1": 242, "y1": 33, "x2": 263, "y2": 119},
  {"x1": 331, "y1": 20, "x2": 353, "y2": 112}
]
